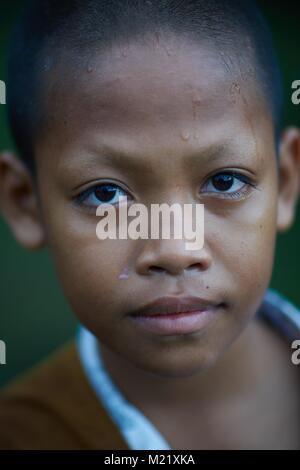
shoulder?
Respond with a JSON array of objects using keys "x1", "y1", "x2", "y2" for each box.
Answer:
[
  {"x1": 257, "y1": 288, "x2": 300, "y2": 342},
  {"x1": 0, "y1": 340, "x2": 128, "y2": 450}
]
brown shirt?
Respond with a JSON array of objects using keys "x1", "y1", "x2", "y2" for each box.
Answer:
[{"x1": 0, "y1": 341, "x2": 129, "y2": 450}]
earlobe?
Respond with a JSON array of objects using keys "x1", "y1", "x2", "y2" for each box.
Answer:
[
  {"x1": 0, "y1": 151, "x2": 46, "y2": 250},
  {"x1": 276, "y1": 127, "x2": 300, "y2": 232}
]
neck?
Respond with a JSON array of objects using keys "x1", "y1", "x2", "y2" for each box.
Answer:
[{"x1": 99, "y1": 318, "x2": 269, "y2": 415}]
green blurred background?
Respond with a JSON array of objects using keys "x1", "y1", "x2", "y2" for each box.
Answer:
[{"x1": 0, "y1": 1, "x2": 299, "y2": 387}]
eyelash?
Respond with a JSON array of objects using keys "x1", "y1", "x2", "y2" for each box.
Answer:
[
  {"x1": 74, "y1": 183, "x2": 130, "y2": 210},
  {"x1": 73, "y1": 171, "x2": 257, "y2": 209},
  {"x1": 200, "y1": 171, "x2": 257, "y2": 199}
]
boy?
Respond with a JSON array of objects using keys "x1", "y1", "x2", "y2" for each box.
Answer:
[{"x1": 0, "y1": 0, "x2": 300, "y2": 450}]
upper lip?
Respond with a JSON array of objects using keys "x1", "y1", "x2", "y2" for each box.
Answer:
[{"x1": 128, "y1": 296, "x2": 220, "y2": 317}]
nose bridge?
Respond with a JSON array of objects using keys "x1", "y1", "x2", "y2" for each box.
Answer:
[
  {"x1": 135, "y1": 235, "x2": 211, "y2": 276},
  {"x1": 133, "y1": 195, "x2": 209, "y2": 276}
]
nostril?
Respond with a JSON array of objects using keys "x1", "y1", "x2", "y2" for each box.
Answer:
[
  {"x1": 186, "y1": 263, "x2": 202, "y2": 271},
  {"x1": 148, "y1": 266, "x2": 166, "y2": 274}
]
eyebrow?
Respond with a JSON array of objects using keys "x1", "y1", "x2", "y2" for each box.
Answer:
[{"x1": 83, "y1": 141, "x2": 238, "y2": 170}]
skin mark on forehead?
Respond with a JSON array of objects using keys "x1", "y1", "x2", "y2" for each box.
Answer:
[
  {"x1": 54, "y1": 96, "x2": 268, "y2": 179},
  {"x1": 48, "y1": 130, "x2": 270, "y2": 197},
  {"x1": 43, "y1": 39, "x2": 237, "y2": 131},
  {"x1": 38, "y1": 36, "x2": 275, "y2": 183}
]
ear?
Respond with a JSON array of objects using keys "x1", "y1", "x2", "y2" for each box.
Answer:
[
  {"x1": 276, "y1": 127, "x2": 300, "y2": 232},
  {"x1": 0, "y1": 151, "x2": 46, "y2": 250}
]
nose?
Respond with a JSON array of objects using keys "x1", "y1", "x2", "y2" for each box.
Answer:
[{"x1": 135, "y1": 238, "x2": 212, "y2": 276}]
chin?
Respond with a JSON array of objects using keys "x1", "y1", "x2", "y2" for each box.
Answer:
[{"x1": 131, "y1": 346, "x2": 219, "y2": 379}]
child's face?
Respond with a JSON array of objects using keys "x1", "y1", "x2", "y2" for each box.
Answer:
[{"x1": 3, "y1": 37, "x2": 300, "y2": 376}]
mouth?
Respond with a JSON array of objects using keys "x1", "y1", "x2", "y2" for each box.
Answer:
[{"x1": 128, "y1": 296, "x2": 225, "y2": 336}]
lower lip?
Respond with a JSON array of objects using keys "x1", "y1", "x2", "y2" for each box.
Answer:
[{"x1": 129, "y1": 308, "x2": 220, "y2": 336}]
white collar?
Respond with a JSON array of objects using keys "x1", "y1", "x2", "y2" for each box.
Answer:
[{"x1": 76, "y1": 326, "x2": 171, "y2": 450}]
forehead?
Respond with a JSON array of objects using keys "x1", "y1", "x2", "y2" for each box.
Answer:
[{"x1": 38, "y1": 36, "x2": 274, "y2": 166}]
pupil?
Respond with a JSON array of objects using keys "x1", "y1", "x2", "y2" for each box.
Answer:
[
  {"x1": 212, "y1": 174, "x2": 233, "y2": 191},
  {"x1": 95, "y1": 185, "x2": 116, "y2": 202}
]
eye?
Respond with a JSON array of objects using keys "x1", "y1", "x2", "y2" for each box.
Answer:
[
  {"x1": 75, "y1": 183, "x2": 129, "y2": 208},
  {"x1": 201, "y1": 171, "x2": 255, "y2": 199}
]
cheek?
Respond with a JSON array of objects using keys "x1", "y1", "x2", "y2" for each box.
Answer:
[
  {"x1": 41, "y1": 201, "x2": 133, "y2": 321},
  {"x1": 52, "y1": 237, "x2": 134, "y2": 330},
  {"x1": 208, "y1": 188, "x2": 278, "y2": 299},
  {"x1": 237, "y1": 190, "x2": 278, "y2": 287}
]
